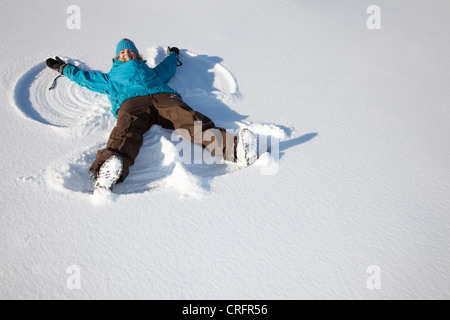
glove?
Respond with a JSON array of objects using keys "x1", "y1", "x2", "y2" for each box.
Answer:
[
  {"x1": 166, "y1": 47, "x2": 182, "y2": 66},
  {"x1": 46, "y1": 56, "x2": 70, "y2": 74},
  {"x1": 166, "y1": 47, "x2": 180, "y2": 57}
]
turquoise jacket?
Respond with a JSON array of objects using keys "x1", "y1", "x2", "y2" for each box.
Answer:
[{"x1": 63, "y1": 52, "x2": 180, "y2": 117}]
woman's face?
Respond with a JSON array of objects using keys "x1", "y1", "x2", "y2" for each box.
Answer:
[{"x1": 118, "y1": 49, "x2": 138, "y2": 62}]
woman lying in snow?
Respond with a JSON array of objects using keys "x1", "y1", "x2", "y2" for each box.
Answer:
[{"x1": 46, "y1": 39, "x2": 257, "y2": 192}]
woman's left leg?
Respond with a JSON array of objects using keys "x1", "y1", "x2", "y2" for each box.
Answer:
[{"x1": 152, "y1": 93, "x2": 237, "y2": 162}]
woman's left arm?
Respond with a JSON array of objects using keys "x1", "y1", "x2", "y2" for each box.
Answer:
[{"x1": 154, "y1": 52, "x2": 178, "y2": 83}]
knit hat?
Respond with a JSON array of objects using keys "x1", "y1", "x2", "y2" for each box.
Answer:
[{"x1": 116, "y1": 38, "x2": 139, "y2": 56}]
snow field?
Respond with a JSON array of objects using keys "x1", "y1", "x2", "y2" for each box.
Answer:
[{"x1": 1, "y1": 0, "x2": 449, "y2": 299}]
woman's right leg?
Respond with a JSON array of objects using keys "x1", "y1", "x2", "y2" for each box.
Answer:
[{"x1": 90, "y1": 96, "x2": 157, "y2": 183}]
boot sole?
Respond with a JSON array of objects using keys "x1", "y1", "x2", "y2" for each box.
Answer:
[
  {"x1": 94, "y1": 155, "x2": 123, "y2": 191},
  {"x1": 237, "y1": 129, "x2": 258, "y2": 166}
]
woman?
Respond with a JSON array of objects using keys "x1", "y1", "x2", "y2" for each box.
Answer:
[{"x1": 46, "y1": 38, "x2": 257, "y2": 191}]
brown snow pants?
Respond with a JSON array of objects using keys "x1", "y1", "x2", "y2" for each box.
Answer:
[{"x1": 90, "y1": 93, "x2": 237, "y2": 183}]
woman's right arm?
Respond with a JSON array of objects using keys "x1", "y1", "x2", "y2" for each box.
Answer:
[{"x1": 63, "y1": 65, "x2": 110, "y2": 94}]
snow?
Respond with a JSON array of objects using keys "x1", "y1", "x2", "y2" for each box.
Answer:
[{"x1": 1, "y1": 0, "x2": 449, "y2": 299}]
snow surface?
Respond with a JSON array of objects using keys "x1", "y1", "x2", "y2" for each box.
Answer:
[{"x1": 1, "y1": 0, "x2": 449, "y2": 299}]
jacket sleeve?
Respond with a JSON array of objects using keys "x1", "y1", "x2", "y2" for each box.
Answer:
[
  {"x1": 153, "y1": 52, "x2": 178, "y2": 83},
  {"x1": 63, "y1": 65, "x2": 110, "y2": 94}
]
